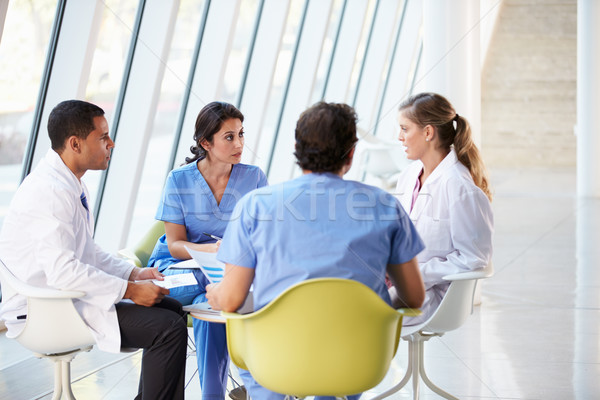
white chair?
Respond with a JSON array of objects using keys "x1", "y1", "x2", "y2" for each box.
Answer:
[
  {"x1": 350, "y1": 128, "x2": 409, "y2": 190},
  {"x1": 0, "y1": 259, "x2": 95, "y2": 400},
  {"x1": 372, "y1": 265, "x2": 494, "y2": 400}
]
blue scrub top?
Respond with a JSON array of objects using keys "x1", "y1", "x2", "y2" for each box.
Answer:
[
  {"x1": 148, "y1": 161, "x2": 268, "y2": 271},
  {"x1": 217, "y1": 172, "x2": 425, "y2": 310}
]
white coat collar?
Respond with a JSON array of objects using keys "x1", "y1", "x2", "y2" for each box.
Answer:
[
  {"x1": 406, "y1": 148, "x2": 458, "y2": 221},
  {"x1": 43, "y1": 149, "x2": 86, "y2": 195},
  {"x1": 420, "y1": 148, "x2": 459, "y2": 192},
  {"x1": 43, "y1": 149, "x2": 94, "y2": 232}
]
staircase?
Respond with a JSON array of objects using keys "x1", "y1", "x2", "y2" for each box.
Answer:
[{"x1": 481, "y1": 0, "x2": 577, "y2": 168}]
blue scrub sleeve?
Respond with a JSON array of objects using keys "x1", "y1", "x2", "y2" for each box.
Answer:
[
  {"x1": 155, "y1": 171, "x2": 186, "y2": 224},
  {"x1": 257, "y1": 169, "x2": 268, "y2": 188},
  {"x1": 217, "y1": 197, "x2": 257, "y2": 269}
]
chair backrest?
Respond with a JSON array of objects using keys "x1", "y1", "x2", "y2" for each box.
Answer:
[
  {"x1": 420, "y1": 265, "x2": 494, "y2": 334},
  {"x1": 224, "y1": 278, "x2": 404, "y2": 398},
  {"x1": 0, "y1": 259, "x2": 94, "y2": 354},
  {"x1": 422, "y1": 279, "x2": 478, "y2": 333},
  {"x1": 134, "y1": 221, "x2": 165, "y2": 267},
  {"x1": 357, "y1": 129, "x2": 409, "y2": 174}
]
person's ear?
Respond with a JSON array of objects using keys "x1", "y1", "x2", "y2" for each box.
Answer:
[
  {"x1": 346, "y1": 146, "x2": 356, "y2": 164},
  {"x1": 66, "y1": 136, "x2": 82, "y2": 153},
  {"x1": 200, "y1": 138, "x2": 210, "y2": 152},
  {"x1": 341, "y1": 146, "x2": 356, "y2": 175},
  {"x1": 424, "y1": 125, "x2": 434, "y2": 142}
]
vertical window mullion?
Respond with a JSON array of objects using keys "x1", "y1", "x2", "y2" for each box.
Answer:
[
  {"x1": 266, "y1": 0, "x2": 310, "y2": 176},
  {"x1": 21, "y1": 0, "x2": 67, "y2": 182}
]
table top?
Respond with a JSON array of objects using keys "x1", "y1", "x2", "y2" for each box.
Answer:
[{"x1": 183, "y1": 303, "x2": 226, "y2": 323}]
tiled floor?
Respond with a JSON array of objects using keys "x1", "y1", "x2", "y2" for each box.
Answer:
[{"x1": 1, "y1": 166, "x2": 600, "y2": 399}]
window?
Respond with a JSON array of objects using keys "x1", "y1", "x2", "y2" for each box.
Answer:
[{"x1": 0, "y1": 0, "x2": 57, "y2": 226}]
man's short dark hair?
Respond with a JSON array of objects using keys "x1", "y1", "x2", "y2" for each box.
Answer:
[
  {"x1": 47, "y1": 100, "x2": 105, "y2": 151},
  {"x1": 294, "y1": 101, "x2": 358, "y2": 173}
]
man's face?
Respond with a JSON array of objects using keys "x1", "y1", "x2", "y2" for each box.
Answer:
[{"x1": 79, "y1": 116, "x2": 114, "y2": 171}]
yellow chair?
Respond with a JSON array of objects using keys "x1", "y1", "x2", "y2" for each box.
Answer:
[
  {"x1": 223, "y1": 278, "x2": 421, "y2": 399},
  {"x1": 117, "y1": 221, "x2": 165, "y2": 267}
]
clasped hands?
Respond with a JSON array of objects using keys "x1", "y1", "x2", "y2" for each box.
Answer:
[{"x1": 125, "y1": 266, "x2": 169, "y2": 307}]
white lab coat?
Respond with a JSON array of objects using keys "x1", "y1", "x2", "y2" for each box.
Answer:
[
  {"x1": 394, "y1": 149, "x2": 493, "y2": 324},
  {"x1": 0, "y1": 149, "x2": 134, "y2": 352}
]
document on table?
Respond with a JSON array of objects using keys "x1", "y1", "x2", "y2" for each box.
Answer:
[
  {"x1": 152, "y1": 272, "x2": 198, "y2": 289},
  {"x1": 183, "y1": 293, "x2": 254, "y2": 315},
  {"x1": 183, "y1": 245, "x2": 225, "y2": 283},
  {"x1": 183, "y1": 302, "x2": 221, "y2": 316}
]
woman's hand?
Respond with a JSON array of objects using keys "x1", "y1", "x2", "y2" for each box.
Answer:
[
  {"x1": 193, "y1": 240, "x2": 221, "y2": 253},
  {"x1": 165, "y1": 221, "x2": 221, "y2": 257}
]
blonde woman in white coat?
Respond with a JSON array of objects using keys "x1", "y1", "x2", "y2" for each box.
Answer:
[{"x1": 391, "y1": 92, "x2": 493, "y2": 325}]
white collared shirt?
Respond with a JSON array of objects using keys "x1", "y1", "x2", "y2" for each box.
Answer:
[{"x1": 0, "y1": 149, "x2": 133, "y2": 352}]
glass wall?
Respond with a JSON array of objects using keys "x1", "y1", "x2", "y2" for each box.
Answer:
[
  {"x1": 127, "y1": 1, "x2": 209, "y2": 246},
  {"x1": 0, "y1": 0, "x2": 57, "y2": 226},
  {"x1": 82, "y1": 0, "x2": 138, "y2": 213},
  {"x1": 0, "y1": 0, "x2": 423, "y2": 252}
]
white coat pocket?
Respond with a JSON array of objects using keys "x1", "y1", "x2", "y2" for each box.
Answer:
[{"x1": 416, "y1": 215, "x2": 452, "y2": 255}]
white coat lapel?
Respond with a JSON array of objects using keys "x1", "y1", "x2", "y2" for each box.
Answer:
[
  {"x1": 411, "y1": 149, "x2": 458, "y2": 221},
  {"x1": 395, "y1": 160, "x2": 422, "y2": 213}
]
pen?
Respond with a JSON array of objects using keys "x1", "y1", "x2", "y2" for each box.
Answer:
[{"x1": 203, "y1": 232, "x2": 223, "y2": 241}]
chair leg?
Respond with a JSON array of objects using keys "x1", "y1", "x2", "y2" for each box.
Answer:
[
  {"x1": 44, "y1": 351, "x2": 81, "y2": 400},
  {"x1": 370, "y1": 340, "x2": 415, "y2": 399},
  {"x1": 411, "y1": 340, "x2": 421, "y2": 400},
  {"x1": 418, "y1": 340, "x2": 458, "y2": 400},
  {"x1": 185, "y1": 329, "x2": 200, "y2": 390},
  {"x1": 51, "y1": 360, "x2": 63, "y2": 400},
  {"x1": 61, "y1": 359, "x2": 77, "y2": 400},
  {"x1": 373, "y1": 334, "x2": 460, "y2": 400},
  {"x1": 185, "y1": 329, "x2": 244, "y2": 397}
]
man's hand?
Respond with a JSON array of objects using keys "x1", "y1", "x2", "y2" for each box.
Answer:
[
  {"x1": 129, "y1": 267, "x2": 164, "y2": 282},
  {"x1": 206, "y1": 283, "x2": 220, "y2": 310},
  {"x1": 386, "y1": 258, "x2": 425, "y2": 309},
  {"x1": 124, "y1": 281, "x2": 169, "y2": 307},
  {"x1": 206, "y1": 264, "x2": 254, "y2": 312}
]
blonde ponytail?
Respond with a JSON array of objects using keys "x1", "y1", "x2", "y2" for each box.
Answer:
[{"x1": 453, "y1": 116, "x2": 492, "y2": 201}]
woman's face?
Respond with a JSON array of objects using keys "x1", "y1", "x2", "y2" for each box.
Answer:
[
  {"x1": 202, "y1": 118, "x2": 244, "y2": 164},
  {"x1": 397, "y1": 111, "x2": 428, "y2": 161}
]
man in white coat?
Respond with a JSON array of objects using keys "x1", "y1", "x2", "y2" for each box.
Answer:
[{"x1": 0, "y1": 100, "x2": 187, "y2": 399}]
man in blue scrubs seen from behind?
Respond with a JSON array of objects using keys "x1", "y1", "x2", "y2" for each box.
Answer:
[{"x1": 207, "y1": 101, "x2": 426, "y2": 400}]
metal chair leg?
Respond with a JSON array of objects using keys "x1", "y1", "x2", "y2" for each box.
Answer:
[
  {"x1": 371, "y1": 340, "x2": 415, "y2": 399},
  {"x1": 418, "y1": 343, "x2": 458, "y2": 400},
  {"x1": 51, "y1": 360, "x2": 63, "y2": 400},
  {"x1": 411, "y1": 340, "x2": 421, "y2": 400},
  {"x1": 61, "y1": 359, "x2": 77, "y2": 400},
  {"x1": 373, "y1": 335, "x2": 454, "y2": 400}
]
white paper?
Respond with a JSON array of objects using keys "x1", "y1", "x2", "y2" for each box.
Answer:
[
  {"x1": 184, "y1": 245, "x2": 225, "y2": 283},
  {"x1": 183, "y1": 302, "x2": 221, "y2": 315},
  {"x1": 152, "y1": 272, "x2": 198, "y2": 289},
  {"x1": 182, "y1": 292, "x2": 254, "y2": 315}
]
